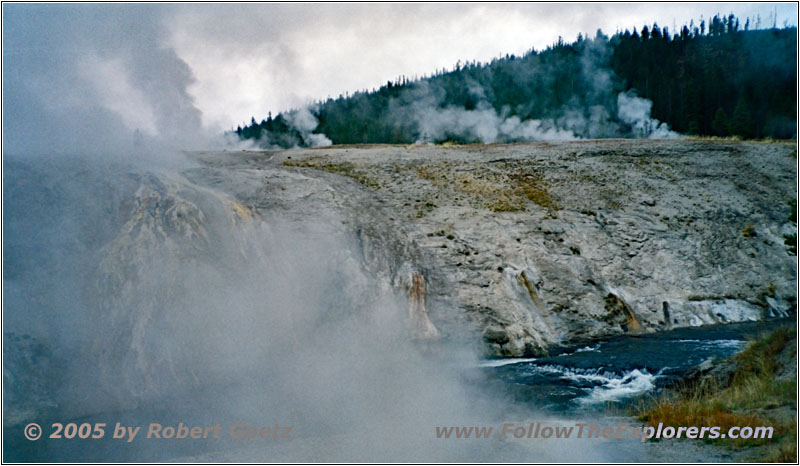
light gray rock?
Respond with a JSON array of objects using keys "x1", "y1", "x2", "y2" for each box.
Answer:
[{"x1": 186, "y1": 140, "x2": 797, "y2": 357}]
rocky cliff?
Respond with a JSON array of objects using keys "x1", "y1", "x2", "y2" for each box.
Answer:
[
  {"x1": 190, "y1": 140, "x2": 796, "y2": 357},
  {"x1": 4, "y1": 139, "x2": 797, "y2": 436}
]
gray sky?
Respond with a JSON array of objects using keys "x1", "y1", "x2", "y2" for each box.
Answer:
[{"x1": 3, "y1": 2, "x2": 797, "y2": 149}]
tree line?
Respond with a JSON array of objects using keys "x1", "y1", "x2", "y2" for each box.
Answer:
[{"x1": 236, "y1": 14, "x2": 797, "y2": 146}]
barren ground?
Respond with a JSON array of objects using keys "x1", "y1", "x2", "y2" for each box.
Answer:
[{"x1": 189, "y1": 139, "x2": 797, "y2": 356}]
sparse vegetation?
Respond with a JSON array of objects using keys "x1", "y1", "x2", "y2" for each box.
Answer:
[
  {"x1": 283, "y1": 158, "x2": 380, "y2": 189},
  {"x1": 414, "y1": 162, "x2": 559, "y2": 214},
  {"x1": 742, "y1": 222, "x2": 757, "y2": 238},
  {"x1": 488, "y1": 198, "x2": 521, "y2": 213},
  {"x1": 508, "y1": 171, "x2": 560, "y2": 214},
  {"x1": 439, "y1": 140, "x2": 464, "y2": 147},
  {"x1": 635, "y1": 327, "x2": 797, "y2": 461}
]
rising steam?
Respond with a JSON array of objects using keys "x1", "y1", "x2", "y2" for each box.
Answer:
[
  {"x1": 4, "y1": 154, "x2": 625, "y2": 462},
  {"x1": 394, "y1": 35, "x2": 678, "y2": 144},
  {"x1": 246, "y1": 34, "x2": 679, "y2": 147},
  {"x1": 285, "y1": 107, "x2": 333, "y2": 147},
  {"x1": 5, "y1": 5, "x2": 671, "y2": 462}
]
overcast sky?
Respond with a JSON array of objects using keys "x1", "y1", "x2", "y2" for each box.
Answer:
[{"x1": 3, "y1": 2, "x2": 797, "y2": 150}]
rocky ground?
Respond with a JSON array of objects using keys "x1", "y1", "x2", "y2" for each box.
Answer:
[
  {"x1": 4, "y1": 140, "x2": 796, "y2": 462},
  {"x1": 188, "y1": 139, "x2": 797, "y2": 357}
]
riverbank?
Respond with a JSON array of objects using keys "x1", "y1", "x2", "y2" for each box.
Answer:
[
  {"x1": 635, "y1": 326, "x2": 797, "y2": 462},
  {"x1": 5, "y1": 140, "x2": 795, "y2": 462}
]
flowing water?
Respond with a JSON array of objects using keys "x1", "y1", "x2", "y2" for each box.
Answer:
[
  {"x1": 3, "y1": 155, "x2": 792, "y2": 462},
  {"x1": 7, "y1": 319, "x2": 788, "y2": 462},
  {"x1": 481, "y1": 319, "x2": 791, "y2": 413}
]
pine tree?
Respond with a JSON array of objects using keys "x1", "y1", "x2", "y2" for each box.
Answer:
[
  {"x1": 232, "y1": 14, "x2": 795, "y2": 146},
  {"x1": 712, "y1": 107, "x2": 730, "y2": 136},
  {"x1": 730, "y1": 97, "x2": 754, "y2": 138}
]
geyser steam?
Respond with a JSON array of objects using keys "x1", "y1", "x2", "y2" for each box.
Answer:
[
  {"x1": 3, "y1": 5, "x2": 670, "y2": 462},
  {"x1": 4, "y1": 155, "x2": 618, "y2": 462}
]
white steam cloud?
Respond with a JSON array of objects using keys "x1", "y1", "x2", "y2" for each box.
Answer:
[
  {"x1": 617, "y1": 91, "x2": 679, "y2": 139},
  {"x1": 285, "y1": 107, "x2": 333, "y2": 147},
  {"x1": 380, "y1": 36, "x2": 680, "y2": 145},
  {"x1": 2, "y1": 4, "x2": 229, "y2": 158},
  {"x1": 4, "y1": 5, "x2": 677, "y2": 462},
  {"x1": 413, "y1": 101, "x2": 579, "y2": 144}
]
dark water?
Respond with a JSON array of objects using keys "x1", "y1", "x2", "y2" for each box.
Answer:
[
  {"x1": 481, "y1": 318, "x2": 794, "y2": 413},
  {"x1": 5, "y1": 319, "x2": 792, "y2": 462}
]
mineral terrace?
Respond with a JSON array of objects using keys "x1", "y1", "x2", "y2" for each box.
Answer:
[{"x1": 188, "y1": 139, "x2": 797, "y2": 357}]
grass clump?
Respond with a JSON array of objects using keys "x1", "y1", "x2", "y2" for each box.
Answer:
[
  {"x1": 283, "y1": 158, "x2": 380, "y2": 189},
  {"x1": 488, "y1": 198, "x2": 522, "y2": 213},
  {"x1": 634, "y1": 327, "x2": 796, "y2": 461},
  {"x1": 416, "y1": 163, "x2": 525, "y2": 212},
  {"x1": 730, "y1": 327, "x2": 791, "y2": 385},
  {"x1": 508, "y1": 172, "x2": 560, "y2": 214},
  {"x1": 415, "y1": 162, "x2": 559, "y2": 214},
  {"x1": 438, "y1": 139, "x2": 464, "y2": 147}
]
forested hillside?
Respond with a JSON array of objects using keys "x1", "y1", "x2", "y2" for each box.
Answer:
[{"x1": 236, "y1": 14, "x2": 796, "y2": 147}]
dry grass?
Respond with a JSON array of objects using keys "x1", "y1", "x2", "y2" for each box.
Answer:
[
  {"x1": 635, "y1": 327, "x2": 796, "y2": 461},
  {"x1": 687, "y1": 135, "x2": 797, "y2": 145},
  {"x1": 687, "y1": 135, "x2": 744, "y2": 142},
  {"x1": 415, "y1": 162, "x2": 559, "y2": 214},
  {"x1": 286, "y1": 156, "x2": 561, "y2": 215},
  {"x1": 742, "y1": 222, "x2": 757, "y2": 238},
  {"x1": 416, "y1": 163, "x2": 524, "y2": 212},
  {"x1": 439, "y1": 140, "x2": 464, "y2": 147},
  {"x1": 283, "y1": 158, "x2": 380, "y2": 189},
  {"x1": 508, "y1": 171, "x2": 560, "y2": 214}
]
